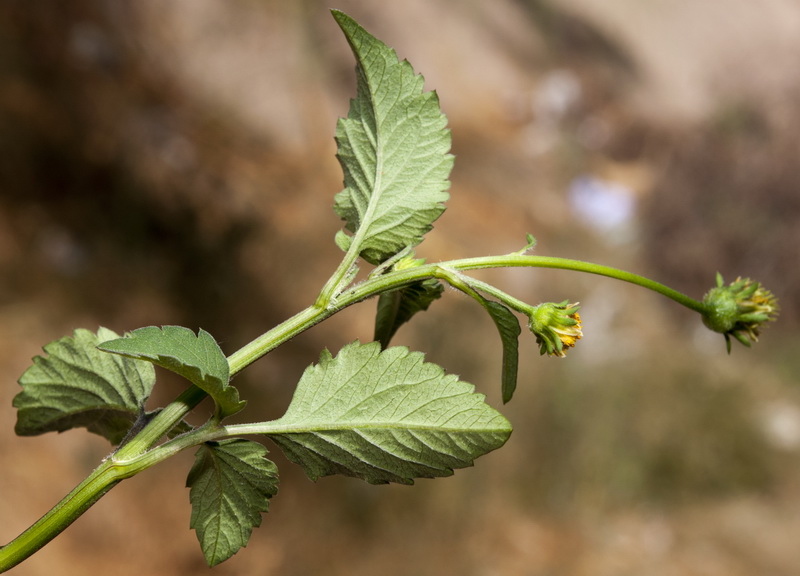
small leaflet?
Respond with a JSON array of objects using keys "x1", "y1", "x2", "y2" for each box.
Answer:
[
  {"x1": 484, "y1": 301, "x2": 522, "y2": 404},
  {"x1": 99, "y1": 326, "x2": 245, "y2": 419},
  {"x1": 187, "y1": 439, "x2": 279, "y2": 566}
]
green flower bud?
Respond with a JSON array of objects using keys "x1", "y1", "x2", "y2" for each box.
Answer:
[
  {"x1": 393, "y1": 254, "x2": 426, "y2": 271},
  {"x1": 702, "y1": 273, "x2": 779, "y2": 352},
  {"x1": 528, "y1": 300, "x2": 582, "y2": 357}
]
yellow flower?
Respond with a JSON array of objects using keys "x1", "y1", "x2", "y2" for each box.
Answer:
[
  {"x1": 528, "y1": 301, "x2": 583, "y2": 357},
  {"x1": 702, "y1": 273, "x2": 779, "y2": 352}
]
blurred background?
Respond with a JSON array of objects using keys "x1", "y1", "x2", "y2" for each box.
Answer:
[{"x1": 1, "y1": 1, "x2": 799, "y2": 574}]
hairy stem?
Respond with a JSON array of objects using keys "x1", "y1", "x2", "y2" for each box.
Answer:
[
  {"x1": 0, "y1": 419, "x2": 231, "y2": 572},
  {"x1": 114, "y1": 385, "x2": 208, "y2": 459},
  {"x1": 0, "y1": 464, "x2": 120, "y2": 572},
  {"x1": 0, "y1": 251, "x2": 704, "y2": 572},
  {"x1": 228, "y1": 305, "x2": 331, "y2": 377}
]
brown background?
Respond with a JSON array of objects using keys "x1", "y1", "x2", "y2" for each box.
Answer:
[{"x1": 1, "y1": 1, "x2": 799, "y2": 574}]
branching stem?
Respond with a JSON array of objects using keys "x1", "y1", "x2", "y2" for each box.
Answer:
[{"x1": 0, "y1": 251, "x2": 705, "y2": 573}]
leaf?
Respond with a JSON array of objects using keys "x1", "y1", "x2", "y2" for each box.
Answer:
[
  {"x1": 99, "y1": 326, "x2": 245, "y2": 419},
  {"x1": 13, "y1": 327, "x2": 155, "y2": 444},
  {"x1": 266, "y1": 341, "x2": 511, "y2": 485},
  {"x1": 374, "y1": 279, "x2": 444, "y2": 348},
  {"x1": 187, "y1": 439, "x2": 279, "y2": 567},
  {"x1": 484, "y1": 301, "x2": 522, "y2": 404},
  {"x1": 331, "y1": 10, "x2": 454, "y2": 265}
]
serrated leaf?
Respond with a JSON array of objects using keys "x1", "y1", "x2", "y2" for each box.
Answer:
[
  {"x1": 266, "y1": 341, "x2": 511, "y2": 485},
  {"x1": 484, "y1": 301, "x2": 522, "y2": 404},
  {"x1": 331, "y1": 10, "x2": 454, "y2": 265},
  {"x1": 374, "y1": 279, "x2": 444, "y2": 348},
  {"x1": 13, "y1": 327, "x2": 155, "y2": 444},
  {"x1": 99, "y1": 326, "x2": 245, "y2": 419},
  {"x1": 187, "y1": 439, "x2": 279, "y2": 567}
]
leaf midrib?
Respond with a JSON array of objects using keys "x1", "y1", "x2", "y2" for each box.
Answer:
[
  {"x1": 264, "y1": 421, "x2": 510, "y2": 435},
  {"x1": 348, "y1": 79, "x2": 387, "y2": 256}
]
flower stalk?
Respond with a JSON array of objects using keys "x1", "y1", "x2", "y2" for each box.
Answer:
[{"x1": 0, "y1": 251, "x2": 778, "y2": 573}]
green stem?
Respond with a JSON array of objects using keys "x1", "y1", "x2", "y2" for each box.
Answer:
[
  {"x1": 228, "y1": 304, "x2": 332, "y2": 377},
  {"x1": 0, "y1": 462, "x2": 121, "y2": 572},
  {"x1": 448, "y1": 255, "x2": 707, "y2": 313},
  {"x1": 241, "y1": 254, "x2": 705, "y2": 377},
  {"x1": 0, "y1": 251, "x2": 704, "y2": 572},
  {"x1": 459, "y1": 276, "x2": 532, "y2": 314},
  {"x1": 114, "y1": 385, "x2": 208, "y2": 459},
  {"x1": 0, "y1": 420, "x2": 230, "y2": 572},
  {"x1": 0, "y1": 306, "x2": 345, "y2": 571},
  {"x1": 315, "y1": 255, "x2": 356, "y2": 309},
  {"x1": 327, "y1": 255, "x2": 705, "y2": 315},
  {"x1": 428, "y1": 266, "x2": 519, "y2": 315}
]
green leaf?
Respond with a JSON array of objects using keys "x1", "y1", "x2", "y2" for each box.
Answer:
[
  {"x1": 374, "y1": 279, "x2": 444, "y2": 348},
  {"x1": 266, "y1": 341, "x2": 511, "y2": 485},
  {"x1": 13, "y1": 327, "x2": 155, "y2": 444},
  {"x1": 187, "y1": 439, "x2": 279, "y2": 567},
  {"x1": 99, "y1": 326, "x2": 245, "y2": 419},
  {"x1": 484, "y1": 301, "x2": 522, "y2": 404},
  {"x1": 331, "y1": 10, "x2": 454, "y2": 265}
]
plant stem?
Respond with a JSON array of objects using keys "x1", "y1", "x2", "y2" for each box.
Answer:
[
  {"x1": 330, "y1": 255, "x2": 706, "y2": 315},
  {"x1": 238, "y1": 254, "x2": 705, "y2": 378},
  {"x1": 456, "y1": 276, "x2": 532, "y2": 314},
  {"x1": 0, "y1": 463, "x2": 120, "y2": 572},
  {"x1": 315, "y1": 255, "x2": 355, "y2": 309},
  {"x1": 449, "y1": 255, "x2": 707, "y2": 313},
  {"x1": 227, "y1": 304, "x2": 332, "y2": 377},
  {"x1": 0, "y1": 251, "x2": 705, "y2": 572},
  {"x1": 114, "y1": 385, "x2": 209, "y2": 459},
  {"x1": 0, "y1": 421, "x2": 230, "y2": 572}
]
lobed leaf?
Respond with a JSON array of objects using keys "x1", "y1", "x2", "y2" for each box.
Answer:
[
  {"x1": 14, "y1": 327, "x2": 155, "y2": 445},
  {"x1": 187, "y1": 439, "x2": 279, "y2": 567},
  {"x1": 266, "y1": 341, "x2": 511, "y2": 485},
  {"x1": 331, "y1": 10, "x2": 454, "y2": 265},
  {"x1": 99, "y1": 325, "x2": 245, "y2": 419}
]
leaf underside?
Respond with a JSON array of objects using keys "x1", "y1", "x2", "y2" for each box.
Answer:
[
  {"x1": 484, "y1": 301, "x2": 522, "y2": 403},
  {"x1": 374, "y1": 279, "x2": 444, "y2": 348},
  {"x1": 331, "y1": 10, "x2": 454, "y2": 265},
  {"x1": 267, "y1": 341, "x2": 512, "y2": 485},
  {"x1": 187, "y1": 439, "x2": 279, "y2": 567},
  {"x1": 13, "y1": 327, "x2": 155, "y2": 445},
  {"x1": 99, "y1": 325, "x2": 245, "y2": 419}
]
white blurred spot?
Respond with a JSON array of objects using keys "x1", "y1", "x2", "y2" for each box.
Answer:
[
  {"x1": 533, "y1": 69, "x2": 582, "y2": 121},
  {"x1": 761, "y1": 401, "x2": 800, "y2": 450},
  {"x1": 568, "y1": 175, "x2": 636, "y2": 237},
  {"x1": 523, "y1": 69, "x2": 582, "y2": 156}
]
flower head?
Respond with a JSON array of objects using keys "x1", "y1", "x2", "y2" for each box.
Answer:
[
  {"x1": 528, "y1": 300, "x2": 582, "y2": 357},
  {"x1": 702, "y1": 273, "x2": 779, "y2": 352}
]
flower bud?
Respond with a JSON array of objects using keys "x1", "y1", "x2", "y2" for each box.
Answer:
[
  {"x1": 528, "y1": 301, "x2": 582, "y2": 357},
  {"x1": 702, "y1": 273, "x2": 778, "y2": 351},
  {"x1": 393, "y1": 254, "x2": 426, "y2": 271}
]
